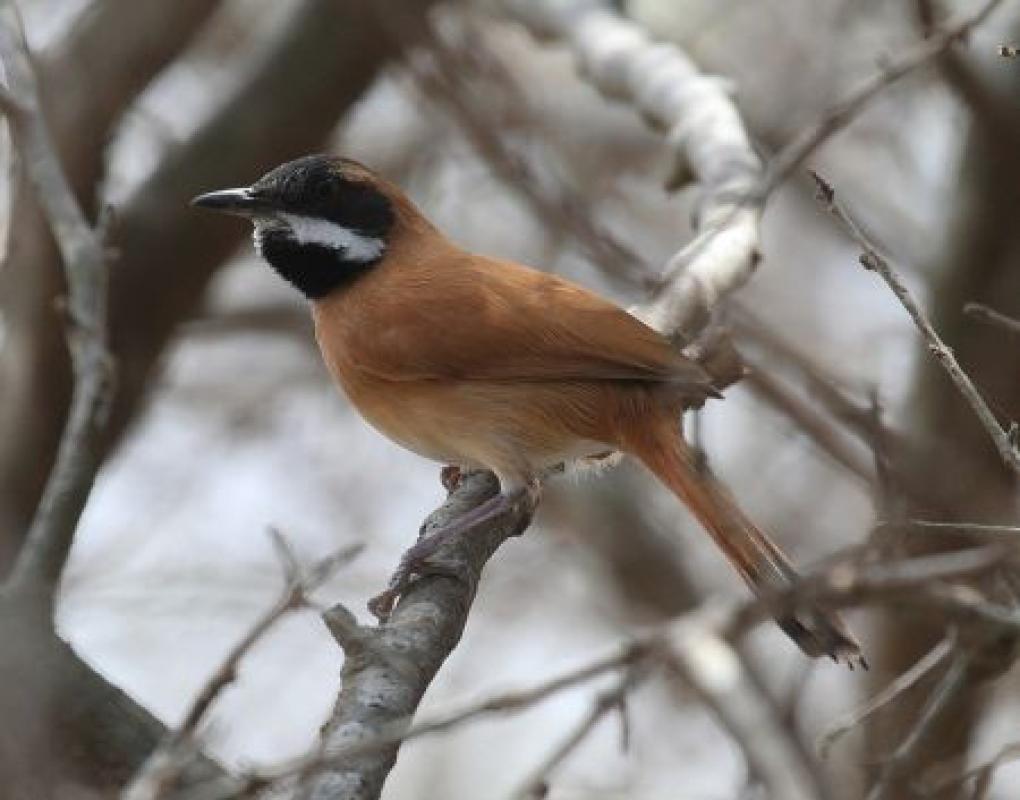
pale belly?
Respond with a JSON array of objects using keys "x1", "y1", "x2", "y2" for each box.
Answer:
[{"x1": 333, "y1": 367, "x2": 617, "y2": 477}]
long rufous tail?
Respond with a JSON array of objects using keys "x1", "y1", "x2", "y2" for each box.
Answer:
[{"x1": 630, "y1": 427, "x2": 863, "y2": 667}]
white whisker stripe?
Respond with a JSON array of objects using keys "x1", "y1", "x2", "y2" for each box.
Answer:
[{"x1": 279, "y1": 213, "x2": 385, "y2": 262}]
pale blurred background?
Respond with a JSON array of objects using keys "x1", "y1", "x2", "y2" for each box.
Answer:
[{"x1": 2, "y1": 1, "x2": 1019, "y2": 798}]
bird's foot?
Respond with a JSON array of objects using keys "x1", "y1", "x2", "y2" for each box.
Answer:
[{"x1": 368, "y1": 481, "x2": 539, "y2": 621}]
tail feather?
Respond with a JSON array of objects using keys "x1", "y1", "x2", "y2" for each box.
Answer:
[{"x1": 631, "y1": 428, "x2": 863, "y2": 666}]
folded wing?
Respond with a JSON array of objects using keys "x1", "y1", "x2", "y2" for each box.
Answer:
[{"x1": 350, "y1": 254, "x2": 717, "y2": 397}]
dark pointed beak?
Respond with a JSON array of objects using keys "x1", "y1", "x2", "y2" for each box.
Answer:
[{"x1": 190, "y1": 187, "x2": 270, "y2": 216}]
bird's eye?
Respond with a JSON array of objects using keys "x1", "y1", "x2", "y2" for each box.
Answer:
[{"x1": 312, "y1": 179, "x2": 334, "y2": 202}]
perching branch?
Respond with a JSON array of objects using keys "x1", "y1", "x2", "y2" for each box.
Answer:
[
  {"x1": 0, "y1": 5, "x2": 115, "y2": 605},
  {"x1": 299, "y1": 471, "x2": 534, "y2": 799},
  {"x1": 812, "y1": 172, "x2": 1020, "y2": 475},
  {"x1": 181, "y1": 607, "x2": 647, "y2": 798},
  {"x1": 169, "y1": 544, "x2": 1020, "y2": 800}
]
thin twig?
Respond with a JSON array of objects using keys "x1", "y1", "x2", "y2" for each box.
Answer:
[
  {"x1": 882, "y1": 519, "x2": 1020, "y2": 539},
  {"x1": 921, "y1": 740, "x2": 1020, "y2": 796},
  {"x1": 761, "y1": 0, "x2": 1006, "y2": 195},
  {"x1": 121, "y1": 533, "x2": 363, "y2": 800},
  {"x1": 741, "y1": 363, "x2": 874, "y2": 483},
  {"x1": 0, "y1": 5, "x2": 116, "y2": 605},
  {"x1": 866, "y1": 651, "x2": 971, "y2": 800},
  {"x1": 965, "y1": 302, "x2": 1020, "y2": 338},
  {"x1": 817, "y1": 635, "x2": 954, "y2": 759},
  {"x1": 511, "y1": 670, "x2": 643, "y2": 800},
  {"x1": 171, "y1": 543, "x2": 1020, "y2": 800},
  {"x1": 812, "y1": 172, "x2": 1020, "y2": 474},
  {"x1": 402, "y1": 17, "x2": 649, "y2": 288},
  {"x1": 665, "y1": 618, "x2": 819, "y2": 800},
  {"x1": 191, "y1": 633, "x2": 649, "y2": 798}
]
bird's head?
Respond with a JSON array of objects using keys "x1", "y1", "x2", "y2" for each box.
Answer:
[{"x1": 191, "y1": 155, "x2": 396, "y2": 299}]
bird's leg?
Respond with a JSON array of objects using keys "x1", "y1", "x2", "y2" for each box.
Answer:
[
  {"x1": 440, "y1": 464, "x2": 463, "y2": 493},
  {"x1": 368, "y1": 479, "x2": 540, "y2": 620}
]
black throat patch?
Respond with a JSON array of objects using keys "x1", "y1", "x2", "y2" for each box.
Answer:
[{"x1": 258, "y1": 229, "x2": 383, "y2": 300}]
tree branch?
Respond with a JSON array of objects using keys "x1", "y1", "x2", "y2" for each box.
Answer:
[
  {"x1": 123, "y1": 534, "x2": 363, "y2": 800},
  {"x1": 0, "y1": 0, "x2": 219, "y2": 560},
  {"x1": 965, "y1": 302, "x2": 1020, "y2": 338},
  {"x1": 812, "y1": 172, "x2": 1020, "y2": 474},
  {"x1": 817, "y1": 635, "x2": 954, "y2": 760},
  {"x1": 501, "y1": 0, "x2": 764, "y2": 342},
  {"x1": 0, "y1": 5, "x2": 115, "y2": 605},
  {"x1": 762, "y1": 0, "x2": 1007, "y2": 195},
  {"x1": 866, "y1": 651, "x2": 971, "y2": 800},
  {"x1": 299, "y1": 471, "x2": 532, "y2": 799},
  {"x1": 171, "y1": 544, "x2": 1020, "y2": 800}
]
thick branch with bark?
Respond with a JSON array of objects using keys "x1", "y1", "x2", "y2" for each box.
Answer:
[{"x1": 305, "y1": 472, "x2": 530, "y2": 799}]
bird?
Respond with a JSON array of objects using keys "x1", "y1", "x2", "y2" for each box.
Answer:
[{"x1": 192, "y1": 154, "x2": 862, "y2": 666}]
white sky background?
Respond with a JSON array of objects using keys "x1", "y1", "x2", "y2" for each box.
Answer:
[{"x1": 17, "y1": 0, "x2": 1017, "y2": 797}]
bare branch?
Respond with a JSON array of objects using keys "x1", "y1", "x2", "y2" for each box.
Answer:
[
  {"x1": 501, "y1": 0, "x2": 764, "y2": 342},
  {"x1": 403, "y1": 18, "x2": 650, "y2": 289},
  {"x1": 298, "y1": 471, "x2": 533, "y2": 799},
  {"x1": 185, "y1": 625, "x2": 646, "y2": 799},
  {"x1": 511, "y1": 670, "x2": 642, "y2": 799},
  {"x1": 664, "y1": 616, "x2": 819, "y2": 800},
  {"x1": 885, "y1": 519, "x2": 1020, "y2": 539},
  {"x1": 866, "y1": 651, "x2": 971, "y2": 800},
  {"x1": 965, "y1": 302, "x2": 1020, "y2": 338},
  {"x1": 921, "y1": 740, "x2": 1020, "y2": 796},
  {"x1": 0, "y1": 5, "x2": 115, "y2": 602},
  {"x1": 741, "y1": 363, "x2": 874, "y2": 484},
  {"x1": 122, "y1": 537, "x2": 363, "y2": 800},
  {"x1": 167, "y1": 543, "x2": 1020, "y2": 800},
  {"x1": 817, "y1": 636, "x2": 954, "y2": 759},
  {"x1": 812, "y1": 172, "x2": 1020, "y2": 474},
  {"x1": 762, "y1": 0, "x2": 1007, "y2": 195}
]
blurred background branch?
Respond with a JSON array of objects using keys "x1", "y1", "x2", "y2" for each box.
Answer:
[{"x1": 0, "y1": 0, "x2": 1018, "y2": 798}]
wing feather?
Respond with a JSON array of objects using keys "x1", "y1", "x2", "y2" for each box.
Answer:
[{"x1": 346, "y1": 254, "x2": 716, "y2": 396}]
